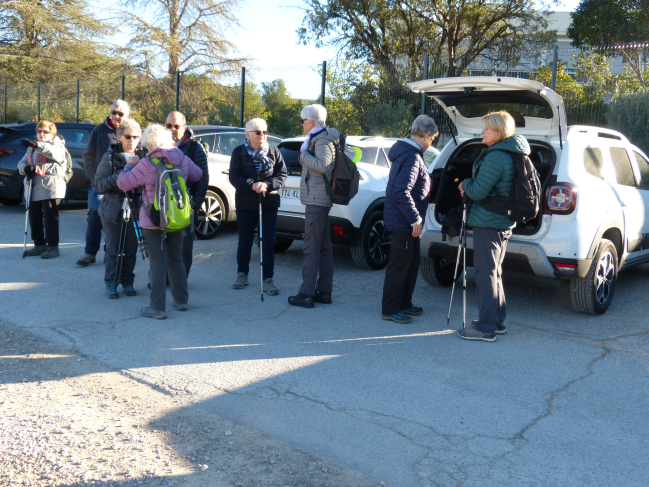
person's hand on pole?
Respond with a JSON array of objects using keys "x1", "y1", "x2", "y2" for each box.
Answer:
[
  {"x1": 252, "y1": 181, "x2": 268, "y2": 196},
  {"x1": 23, "y1": 165, "x2": 34, "y2": 180},
  {"x1": 458, "y1": 180, "x2": 465, "y2": 197}
]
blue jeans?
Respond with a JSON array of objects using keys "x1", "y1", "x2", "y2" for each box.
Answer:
[
  {"x1": 236, "y1": 207, "x2": 278, "y2": 280},
  {"x1": 85, "y1": 188, "x2": 103, "y2": 255}
]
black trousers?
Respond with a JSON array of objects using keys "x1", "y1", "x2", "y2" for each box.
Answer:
[
  {"x1": 29, "y1": 199, "x2": 60, "y2": 247},
  {"x1": 182, "y1": 208, "x2": 198, "y2": 278},
  {"x1": 382, "y1": 231, "x2": 420, "y2": 315},
  {"x1": 101, "y1": 214, "x2": 137, "y2": 285},
  {"x1": 236, "y1": 207, "x2": 278, "y2": 280}
]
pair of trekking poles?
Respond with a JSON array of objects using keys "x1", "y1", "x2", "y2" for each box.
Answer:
[
  {"x1": 115, "y1": 191, "x2": 148, "y2": 283},
  {"x1": 446, "y1": 196, "x2": 468, "y2": 330}
]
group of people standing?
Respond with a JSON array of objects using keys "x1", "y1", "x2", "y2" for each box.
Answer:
[{"x1": 18, "y1": 99, "x2": 520, "y2": 342}]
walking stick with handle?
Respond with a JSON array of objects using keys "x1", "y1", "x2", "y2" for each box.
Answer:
[
  {"x1": 461, "y1": 197, "x2": 468, "y2": 330},
  {"x1": 22, "y1": 180, "x2": 32, "y2": 259},
  {"x1": 259, "y1": 190, "x2": 264, "y2": 302},
  {"x1": 446, "y1": 196, "x2": 468, "y2": 328}
]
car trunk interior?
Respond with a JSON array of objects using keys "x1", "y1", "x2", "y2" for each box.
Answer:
[{"x1": 434, "y1": 139, "x2": 556, "y2": 235}]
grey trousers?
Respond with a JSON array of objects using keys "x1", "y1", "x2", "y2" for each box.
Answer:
[
  {"x1": 182, "y1": 208, "x2": 198, "y2": 278},
  {"x1": 473, "y1": 227, "x2": 512, "y2": 334},
  {"x1": 101, "y1": 214, "x2": 137, "y2": 285},
  {"x1": 299, "y1": 205, "x2": 333, "y2": 297},
  {"x1": 143, "y1": 229, "x2": 188, "y2": 311}
]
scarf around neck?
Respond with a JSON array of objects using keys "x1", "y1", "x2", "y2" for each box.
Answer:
[
  {"x1": 300, "y1": 126, "x2": 327, "y2": 152},
  {"x1": 244, "y1": 138, "x2": 273, "y2": 177}
]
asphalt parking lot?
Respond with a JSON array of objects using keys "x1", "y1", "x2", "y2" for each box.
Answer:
[{"x1": 2, "y1": 201, "x2": 649, "y2": 486}]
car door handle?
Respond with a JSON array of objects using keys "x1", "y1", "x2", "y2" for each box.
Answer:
[{"x1": 222, "y1": 170, "x2": 229, "y2": 175}]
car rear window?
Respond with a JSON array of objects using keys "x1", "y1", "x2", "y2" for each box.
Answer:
[
  {"x1": 57, "y1": 128, "x2": 92, "y2": 149},
  {"x1": 610, "y1": 148, "x2": 636, "y2": 187},
  {"x1": 584, "y1": 147, "x2": 605, "y2": 180},
  {"x1": 0, "y1": 130, "x2": 25, "y2": 148},
  {"x1": 279, "y1": 142, "x2": 302, "y2": 174},
  {"x1": 634, "y1": 152, "x2": 649, "y2": 191},
  {"x1": 453, "y1": 103, "x2": 553, "y2": 120}
]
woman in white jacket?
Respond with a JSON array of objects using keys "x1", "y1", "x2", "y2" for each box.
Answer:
[{"x1": 18, "y1": 121, "x2": 67, "y2": 259}]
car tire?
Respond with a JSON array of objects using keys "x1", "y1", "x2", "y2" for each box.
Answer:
[
  {"x1": 350, "y1": 211, "x2": 391, "y2": 270},
  {"x1": 195, "y1": 190, "x2": 226, "y2": 240},
  {"x1": 0, "y1": 197, "x2": 21, "y2": 206},
  {"x1": 421, "y1": 255, "x2": 463, "y2": 287},
  {"x1": 570, "y1": 238, "x2": 617, "y2": 315},
  {"x1": 253, "y1": 233, "x2": 294, "y2": 253}
]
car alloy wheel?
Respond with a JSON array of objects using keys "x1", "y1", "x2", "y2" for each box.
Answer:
[
  {"x1": 351, "y1": 211, "x2": 391, "y2": 270},
  {"x1": 570, "y1": 238, "x2": 617, "y2": 315},
  {"x1": 195, "y1": 190, "x2": 225, "y2": 240},
  {"x1": 595, "y1": 251, "x2": 615, "y2": 306}
]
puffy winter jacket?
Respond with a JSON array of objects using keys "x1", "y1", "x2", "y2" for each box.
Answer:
[
  {"x1": 94, "y1": 143, "x2": 145, "y2": 224},
  {"x1": 83, "y1": 116, "x2": 119, "y2": 183},
  {"x1": 177, "y1": 127, "x2": 209, "y2": 209},
  {"x1": 384, "y1": 138, "x2": 431, "y2": 234},
  {"x1": 229, "y1": 144, "x2": 287, "y2": 211},
  {"x1": 299, "y1": 128, "x2": 340, "y2": 208},
  {"x1": 17, "y1": 135, "x2": 67, "y2": 202},
  {"x1": 463, "y1": 135, "x2": 530, "y2": 230},
  {"x1": 116, "y1": 146, "x2": 203, "y2": 228}
]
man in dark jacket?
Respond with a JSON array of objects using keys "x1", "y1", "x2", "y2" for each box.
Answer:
[
  {"x1": 77, "y1": 100, "x2": 129, "y2": 267},
  {"x1": 166, "y1": 111, "x2": 209, "y2": 278},
  {"x1": 381, "y1": 115, "x2": 436, "y2": 324}
]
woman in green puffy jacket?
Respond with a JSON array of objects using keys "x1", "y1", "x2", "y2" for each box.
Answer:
[{"x1": 458, "y1": 110, "x2": 531, "y2": 342}]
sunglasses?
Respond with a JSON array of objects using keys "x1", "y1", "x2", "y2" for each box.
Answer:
[
  {"x1": 111, "y1": 110, "x2": 125, "y2": 117},
  {"x1": 300, "y1": 119, "x2": 309, "y2": 124},
  {"x1": 122, "y1": 134, "x2": 140, "y2": 140},
  {"x1": 166, "y1": 123, "x2": 183, "y2": 130},
  {"x1": 248, "y1": 130, "x2": 267, "y2": 136},
  {"x1": 36, "y1": 129, "x2": 50, "y2": 134}
]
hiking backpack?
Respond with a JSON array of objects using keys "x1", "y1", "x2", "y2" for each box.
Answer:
[
  {"x1": 62, "y1": 149, "x2": 73, "y2": 183},
  {"x1": 144, "y1": 157, "x2": 192, "y2": 231},
  {"x1": 477, "y1": 152, "x2": 542, "y2": 223},
  {"x1": 321, "y1": 134, "x2": 360, "y2": 206}
]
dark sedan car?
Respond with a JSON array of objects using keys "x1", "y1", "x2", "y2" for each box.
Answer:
[{"x1": 0, "y1": 122, "x2": 95, "y2": 205}]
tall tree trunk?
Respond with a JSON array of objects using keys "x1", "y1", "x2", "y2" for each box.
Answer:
[{"x1": 167, "y1": 0, "x2": 180, "y2": 76}]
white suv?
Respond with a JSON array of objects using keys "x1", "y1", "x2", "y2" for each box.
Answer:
[{"x1": 409, "y1": 76, "x2": 649, "y2": 315}]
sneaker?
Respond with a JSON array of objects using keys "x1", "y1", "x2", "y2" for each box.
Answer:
[
  {"x1": 314, "y1": 291, "x2": 332, "y2": 304},
  {"x1": 41, "y1": 246, "x2": 60, "y2": 259},
  {"x1": 173, "y1": 302, "x2": 189, "y2": 311},
  {"x1": 263, "y1": 278, "x2": 279, "y2": 295},
  {"x1": 76, "y1": 253, "x2": 96, "y2": 267},
  {"x1": 141, "y1": 307, "x2": 167, "y2": 320},
  {"x1": 382, "y1": 312, "x2": 412, "y2": 324},
  {"x1": 458, "y1": 322, "x2": 496, "y2": 342},
  {"x1": 401, "y1": 305, "x2": 423, "y2": 316},
  {"x1": 496, "y1": 321, "x2": 507, "y2": 335},
  {"x1": 24, "y1": 245, "x2": 47, "y2": 257},
  {"x1": 106, "y1": 281, "x2": 119, "y2": 299},
  {"x1": 288, "y1": 293, "x2": 314, "y2": 308},
  {"x1": 122, "y1": 284, "x2": 137, "y2": 296},
  {"x1": 232, "y1": 272, "x2": 248, "y2": 289}
]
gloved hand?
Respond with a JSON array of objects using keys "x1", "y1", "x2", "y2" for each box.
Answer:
[
  {"x1": 23, "y1": 165, "x2": 34, "y2": 179},
  {"x1": 20, "y1": 139, "x2": 38, "y2": 149}
]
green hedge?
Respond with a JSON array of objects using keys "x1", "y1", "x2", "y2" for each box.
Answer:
[{"x1": 606, "y1": 91, "x2": 649, "y2": 154}]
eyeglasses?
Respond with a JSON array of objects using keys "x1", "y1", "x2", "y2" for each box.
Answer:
[
  {"x1": 111, "y1": 110, "x2": 125, "y2": 117},
  {"x1": 300, "y1": 119, "x2": 309, "y2": 124},
  {"x1": 248, "y1": 130, "x2": 267, "y2": 136},
  {"x1": 36, "y1": 129, "x2": 50, "y2": 134},
  {"x1": 122, "y1": 134, "x2": 140, "y2": 140},
  {"x1": 166, "y1": 123, "x2": 183, "y2": 130}
]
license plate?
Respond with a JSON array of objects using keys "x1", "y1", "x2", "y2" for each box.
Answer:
[{"x1": 280, "y1": 188, "x2": 300, "y2": 200}]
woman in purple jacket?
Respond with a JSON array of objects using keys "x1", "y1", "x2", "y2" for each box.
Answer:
[{"x1": 117, "y1": 124, "x2": 202, "y2": 319}]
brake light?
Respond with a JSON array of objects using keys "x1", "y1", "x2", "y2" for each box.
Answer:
[
  {"x1": 0, "y1": 149, "x2": 15, "y2": 158},
  {"x1": 333, "y1": 225, "x2": 344, "y2": 236},
  {"x1": 546, "y1": 183, "x2": 577, "y2": 215},
  {"x1": 555, "y1": 263, "x2": 576, "y2": 270}
]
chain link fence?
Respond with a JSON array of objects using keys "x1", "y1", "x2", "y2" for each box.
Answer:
[{"x1": 0, "y1": 45, "x2": 647, "y2": 152}]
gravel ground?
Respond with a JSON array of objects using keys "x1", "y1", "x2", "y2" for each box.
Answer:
[{"x1": 0, "y1": 321, "x2": 383, "y2": 487}]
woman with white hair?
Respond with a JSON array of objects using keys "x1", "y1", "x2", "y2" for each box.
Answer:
[
  {"x1": 117, "y1": 124, "x2": 203, "y2": 319},
  {"x1": 288, "y1": 104, "x2": 340, "y2": 309},
  {"x1": 229, "y1": 118, "x2": 287, "y2": 295}
]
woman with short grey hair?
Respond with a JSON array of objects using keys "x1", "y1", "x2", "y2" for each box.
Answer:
[
  {"x1": 300, "y1": 105, "x2": 327, "y2": 128},
  {"x1": 381, "y1": 115, "x2": 436, "y2": 324}
]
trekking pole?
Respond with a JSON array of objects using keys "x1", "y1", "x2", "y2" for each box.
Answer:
[
  {"x1": 115, "y1": 198, "x2": 130, "y2": 284},
  {"x1": 125, "y1": 191, "x2": 148, "y2": 259},
  {"x1": 446, "y1": 196, "x2": 468, "y2": 328},
  {"x1": 259, "y1": 190, "x2": 264, "y2": 302},
  {"x1": 22, "y1": 180, "x2": 33, "y2": 259},
  {"x1": 461, "y1": 197, "x2": 468, "y2": 330}
]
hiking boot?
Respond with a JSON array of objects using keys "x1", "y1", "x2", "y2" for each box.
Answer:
[
  {"x1": 77, "y1": 253, "x2": 96, "y2": 267},
  {"x1": 106, "y1": 281, "x2": 119, "y2": 299},
  {"x1": 141, "y1": 307, "x2": 167, "y2": 320},
  {"x1": 41, "y1": 246, "x2": 60, "y2": 259},
  {"x1": 314, "y1": 291, "x2": 332, "y2": 304},
  {"x1": 382, "y1": 312, "x2": 412, "y2": 324},
  {"x1": 263, "y1": 278, "x2": 279, "y2": 295},
  {"x1": 232, "y1": 272, "x2": 248, "y2": 289},
  {"x1": 496, "y1": 321, "x2": 507, "y2": 335},
  {"x1": 122, "y1": 284, "x2": 137, "y2": 296},
  {"x1": 401, "y1": 305, "x2": 423, "y2": 316},
  {"x1": 24, "y1": 245, "x2": 47, "y2": 257},
  {"x1": 288, "y1": 293, "x2": 314, "y2": 308},
  {"x1": 173, "y1": 302, "x2": 189, "y2": 311},
  {"x1": 458, "y1": 322, "x2": 496, "y2": 342}
]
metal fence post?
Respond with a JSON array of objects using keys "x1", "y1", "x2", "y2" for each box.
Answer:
[
  {"x1": 320, "y1": 61, "x2": 327, "y2": 107},
  {"x1": 421, "y1": 53, "x2": 430, "y2": 115},
  {"x1": 121, "y1": 75, "x2": 125, "y2": 100},
  {"x1": 551, "y1": 45, "x2": 559, "y2": 92},
  {"x1": 76, "y1": 79, "x2": 80, "y2": 123},
  {"x1": 240, "y1": 67, "x2": 245, "y2": 128},
  {"x1": 37, "y1": 82, "x2": 41, "y2": 122},
  {"x1": 175, "y1": 72, "x2": 180, "y2": 111},
  {"x1": 3, "y1": 84, "x2": 6, "y2": 124}
]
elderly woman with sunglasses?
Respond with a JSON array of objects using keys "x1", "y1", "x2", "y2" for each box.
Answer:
[
  {"x1": 94, "y1": 119, "x2": 146, "y2": 299},
  {"x1": 228, "y1": 118, "x2": 287, "y2": 295},
  {"x1": 17, "y1": 121, "x2": 68, "y2": 259}
]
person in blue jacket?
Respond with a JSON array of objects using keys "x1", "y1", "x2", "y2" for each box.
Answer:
[{"x1": 381, "y1": 115, "x2": 437, "y2": 324}]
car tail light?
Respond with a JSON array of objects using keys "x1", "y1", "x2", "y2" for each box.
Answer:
[
  {"x1": 546, "y1": 183, "x2": 577, "y2": 215},
  {"x1": 333, "y1": 225, "x2": 344, "y2": 236},
  {"x1": 555, "y1": 263, "x2": 576, "y2": 270},
  {"x1": 0, "y1": 149, "x2": 15, "y2": 158}
]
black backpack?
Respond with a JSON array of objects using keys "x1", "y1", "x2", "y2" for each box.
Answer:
[
  {"x1": 321, "y1": 134, "x2": 360, "y2": 206},
  {"x1": 475, "y1": 152, "x2": 542, "y2": 223}
]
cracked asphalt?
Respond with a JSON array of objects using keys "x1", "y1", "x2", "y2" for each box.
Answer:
[{"x1": 2, "y1": 201, "x2": 649, "y2": 486}]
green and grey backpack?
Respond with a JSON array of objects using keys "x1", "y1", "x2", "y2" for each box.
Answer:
[{"x1": 144, "y1": 157, "x2": 192, "y2": 232}]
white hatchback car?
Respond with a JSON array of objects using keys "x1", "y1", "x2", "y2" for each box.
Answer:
[{"x1": 409, "y1": 76, "x2": 649, "y2": 315}]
